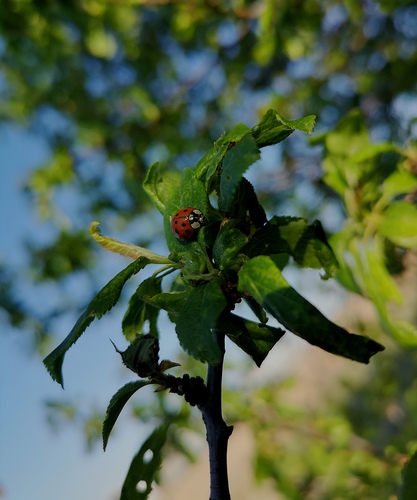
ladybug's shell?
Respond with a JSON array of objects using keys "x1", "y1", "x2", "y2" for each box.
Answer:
[{"x1": 170, "y1": 207, "x2": 206, "y2": 241}]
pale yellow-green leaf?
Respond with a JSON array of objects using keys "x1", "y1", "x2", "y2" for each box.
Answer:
[{"x1": 89, "y1": 222, "x2": 173, "y2": 264}]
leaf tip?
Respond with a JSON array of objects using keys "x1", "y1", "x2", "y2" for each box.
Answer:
[
  {"x1": 306, "y1": 114, "x2": 317, "y2": 135},
  {"x1": 89, "y1": 221, "x2": 101, "y2": 236},
  {"x1": 43, "y1": 355, "x2": 65, "y2": 389},
  {"x1": 109, "y1": 338, "x2": 122, "y2": 355}
]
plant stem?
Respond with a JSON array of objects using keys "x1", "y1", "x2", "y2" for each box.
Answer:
[{"x1": 198, "y1": 331, "x2": 233, "y2": 500}]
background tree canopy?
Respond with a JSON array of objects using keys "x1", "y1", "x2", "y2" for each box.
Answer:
[
  {"x1": 1, "y1": 1, "x2": 416, "y2": 347},
  {"x1": 1, "y1": 1, "x2": 416, "y2": 499}
]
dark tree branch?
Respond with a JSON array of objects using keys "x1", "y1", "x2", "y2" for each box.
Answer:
[
  {"x1": 126, "y1": 332, "x2": 234, "y2": 498},
  {"x1": 198, "y1": 331, "x2": 233, "y2": 500}
]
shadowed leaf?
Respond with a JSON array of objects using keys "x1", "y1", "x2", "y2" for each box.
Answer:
[
  {"x1": 43, "y1": 258, "x2": 150, "y2": 387},
  {"x1": 120, "y1": 425, "x2": 169, "y2": 500},
  {"x1": 219, "y1": 313, "x2": 285, "y2": 366},
  {"x1": 238, "y1": 256, "x2": 384, "y2": 363},
  {"x1": 103, "y1": 381, "x2": 152, "y2": 451}
]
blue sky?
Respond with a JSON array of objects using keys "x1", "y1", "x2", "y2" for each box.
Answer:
[{"x1": 0, "y1": 126, "x2": 160, "y2": 500}]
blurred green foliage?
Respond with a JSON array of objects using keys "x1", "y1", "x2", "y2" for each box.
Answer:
[
  {"x1": 224, "y1": 345, "x2": 417, "y2": 499},
  {"x1": 1, "y1": 0, "x2": 416, "y2": 347}
]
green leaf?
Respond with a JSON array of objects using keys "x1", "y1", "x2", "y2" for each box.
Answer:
[
  {"x1": 242, "y1": 216, "x2": 339, "y2": 279},
  {"x1": 348, "y1": 142, "x2": 398, "y2": 163},
  {"x1": 164, "y1": 168, "x2": 209, "y2": 253},
  {"x1": 143, "y1": 162, "x2": 181, "y2": 214},
  {"x1": 238, "y1": 177, "x2": 268, "y2": 227},
  {"x1": 103, "y1": 381, "x2": 151, "y2": 451},
  {"x1": 43, "y1": 258, "x2": 150, "y2": 387},
  {"x1": 238, "y1": 256, "x2": 384, "y2": 363},
  {"x1": 382, "y1": 170, "x2": 417, "y2": 198},
  {"x1": 217, "y1": 122, "x2": 256, "y2": 146},
  {"x1": 219, "y1": 132, "x2": 260, "y2": 212},
  {"x1": 378, "y1": 202, "x2": 417, "y2": 248},
  {"x1": 315, "y1": 110, "x2": 371, "y2": 196},
  {"x1": 315, "y1": 110, "x2": 401, "y2": 208},
  {"x1": 175, "y1": 278, "x2": 227, "y2": 364},
  {"x1": 244, "y1": 295, "x2": 268, "y2": 324},
  {"x1": 399, "y1": 450, "x2": 417, "y2": 500},
  {"x1": 313, "y1": 109, "x2": 369, "y2": 156},
  {"x1": 321, "y1": 156, "x2": 350, "y2": 197},
  {"x1": 85, "y1": 28, "x2": 117, "y2": 59},
  {"x1": 147, "y1": 287, "x2": 193, "y2": 326},
  {"x1": 348, "y1": 237, "x2": 417, "y2": 346},
  {"x1": 379, "y1": 316, "x2": 417, "y2": 348},
  {"x1": 223, "y1": 177, "x2": 267, "y2": 227},
  {"x1": 329, "y1": 230, "x2": 362, "y2": 295},
  {"x1": 194, "y1": 123, "x2": 253, "y2": 191},
  {"x1": 252, "y1": 109, "x2": 316, "y2": 148},
  {"x1": 360, "y1": 239, "x2": 403, "y2": 303},
  {"x1": 122, "y1": 277, "x2": 162, "y2": 341},
  {"x1": 147, "y1": 289, "x2": 191, "y2": 315},
  {"x1": 218, "y1": 313, "x2": 285, "y2": 366},
  {"x1": 213, "y1": 225, "x2": 248, "y2": 271},
  {"x1": 194, "y1": 143, "x2": 227, "y2": 184},
  {"x1": 331, "y1": 235, "x2": 417, "y2": 346},
  {"x1": 179, "y1": 246, "x2": 212, "y2": 279},
  {"x1": 120, "y1": 425, "x2": 169, "y2": 500},
  {"x1": 194, "y1": 143, "x2": 229, "y2": 190},
  {"x1": 345, "y1": 236, "x2": 402, "y2": 304}
]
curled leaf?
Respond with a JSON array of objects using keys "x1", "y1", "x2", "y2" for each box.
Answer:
[
  {"x1": 111, "y1": 335, "x2": 160, "y2": 378},
  {"x1": 90, "y1": 222, "x2": 173, "y2": 264}
]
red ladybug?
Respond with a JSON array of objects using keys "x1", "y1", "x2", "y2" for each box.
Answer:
[{"x1": 170, "y1": 207, "x2": 206, "y2": 241}]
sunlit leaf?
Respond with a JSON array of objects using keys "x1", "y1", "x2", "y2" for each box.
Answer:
[
  {"x1": 382, "y1": 169, "x2": 417, "y2": 198},
  {"x1": 378, "y1": 202, "x2": 417, "y2": 248},
  {"x1": 243, "y1": 216, "x2": 339, "y2": 279},
  {"x1": 252, "y1": 109, "x2": 316, "y2": 148},
  {"x1": 332, "y1": 235, "x2": 417, "y2": 346},
  {"x1": 85, "y1": 28, "x2": 117, "y2": 59},
  {"x1": 90, "y1": 222, "x2": 173, "y2": 263}
]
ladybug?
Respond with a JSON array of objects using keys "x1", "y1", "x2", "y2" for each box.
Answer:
[{"x1": 170, "y1": 207, "x2": 206, "y2": 241}]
